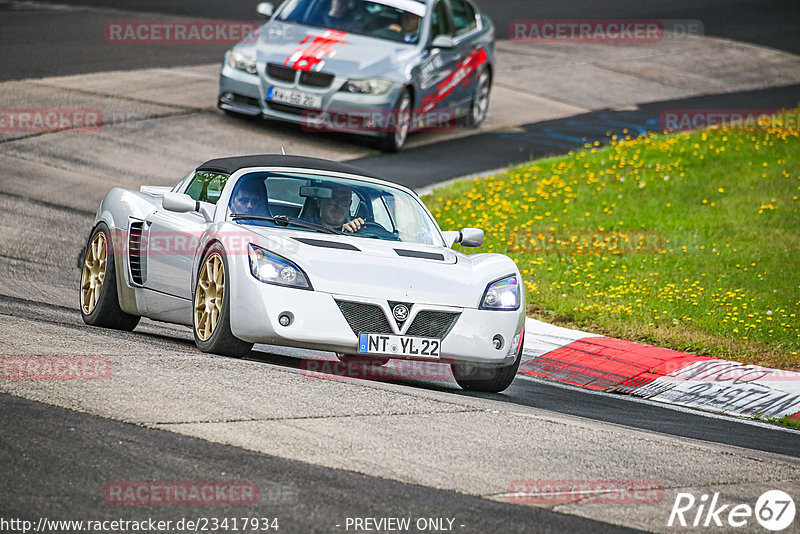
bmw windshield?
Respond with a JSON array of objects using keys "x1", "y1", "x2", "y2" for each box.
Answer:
[
  {"x1": 228, "y1": 172, "x2": 444, "y2": 246},
  {"x1": 278, "y1": 0, "x2": 426, "y2": 44}
]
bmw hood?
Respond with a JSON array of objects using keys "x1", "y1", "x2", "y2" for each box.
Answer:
[
  {"x1": 245, "y1": 21, "x2": 415, "y2": 80},
  {"x1": 245, "y1": 229, "x2": 517, "y2": 308}
]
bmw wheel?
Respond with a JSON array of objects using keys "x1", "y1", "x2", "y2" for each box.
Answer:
[
  {"x1": 466, "y1": 67, "x2": 491, "y2": 128},
  {"x1": 193, "y1": 244, "x2": 253, "y2": 358},
  {"x1": 380, "y1": 89, "x2": 412, "y2": 152},
  {"x1": 79, "y1": 223, "x2": 140, "y2": 331},
  {"x1": 451, "y1": 332, "x2": 523, "y2": 393}
]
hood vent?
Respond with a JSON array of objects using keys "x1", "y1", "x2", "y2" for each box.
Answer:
[
  {"x1": 394, "y1": 249, "x2": 445, "y2": 261},
  {"x1": 293, "y1": 237, "x2": 360, "y2": 251}
]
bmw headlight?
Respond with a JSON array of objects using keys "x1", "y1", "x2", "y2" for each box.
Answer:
[
  {"x1": 480, "y1": 275, "x2": 520, "y2": 310},
  {"x1": 248, "y1": 244, "x2": 312, "y2": 290},
  {"x1": 340, "y1": 79, "x2": 393, "y2": 95},
  {"x1": 228, "y1": 50, "x2": 257, "y2": 75}
]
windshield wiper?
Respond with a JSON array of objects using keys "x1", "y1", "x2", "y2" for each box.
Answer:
[{"x1": 231, "y1": 214, "x2": 343, "y2": 235}]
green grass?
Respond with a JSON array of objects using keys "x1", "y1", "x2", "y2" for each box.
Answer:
[
  {"x1": 752, "y1": 412, "x2": 800, "y2": 429},
  {"x1": 422, "y1": 114, "x2": 800, "y2": 369}
]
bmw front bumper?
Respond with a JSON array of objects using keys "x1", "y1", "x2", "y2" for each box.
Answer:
[{"x1": 219, "y1": 60, "x2": 402, "y2": 138}]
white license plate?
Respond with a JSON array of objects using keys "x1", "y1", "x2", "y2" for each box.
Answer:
[
  {"x1": 268, "y1": 86, "x2": 322, "y2": 109},
  {"x1": 358, "y1": 333, "x2": 441, "y2": 358}
]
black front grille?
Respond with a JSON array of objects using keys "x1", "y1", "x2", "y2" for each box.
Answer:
[
  {"x1": 336, "y1": 301, "x2": 460, "y2": 339},
  {"x1": 337, "y1": 301, "x2": 393, "y2": 335},
  {"x1": 406, "y1": 311, "x2": 460, "y2": 339},
  {"x1": 300, "y1": 71, "x2": 334, "y2": 88},
  {"x1": 266, "y1": 102, "x2": 306, "y2": 115},
  {"x1": 266, "y1": 63, "x2": 297, "y2": 82},
  {"x1": 128, "y1": 222, "x2": 146, "y2": 285}
]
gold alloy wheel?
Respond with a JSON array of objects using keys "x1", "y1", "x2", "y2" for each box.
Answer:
[
  {"x1": 80, "y1": 232, "x2": 107, "y2": 315},
  {"x1": 194, "y1": 253, "x2": 225, "y2": 341}
]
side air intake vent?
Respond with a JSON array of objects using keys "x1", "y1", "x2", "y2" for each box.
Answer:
[
  {"x1": 293, "y1": 237, "x2": 360, "y2": 251},
  {"x1": 394, "y1": 249, "x2": 445, "y2": 261},
  {"x1": 128, "y1": 221, "x2": 146, "y2": 285}
]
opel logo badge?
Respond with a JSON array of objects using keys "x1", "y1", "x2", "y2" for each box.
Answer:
[{"x1": 393, "y1": 304, "x2": 409, "y2": 322}]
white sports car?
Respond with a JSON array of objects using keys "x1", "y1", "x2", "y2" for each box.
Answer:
[{"x1": 79, "y1": 155, "x2": 525, "y2": 392}]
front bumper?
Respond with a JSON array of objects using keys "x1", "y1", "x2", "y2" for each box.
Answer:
[
  {"x1": 229, "y1": 255, "x2": 524, "y2": 365},
  {"x1": 219, "y1": 61, "x2": 401, "y2": 137}
]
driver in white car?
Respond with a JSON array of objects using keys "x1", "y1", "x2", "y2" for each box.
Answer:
[{"x1": 316, "y1": 184, "x2": 364, "y2": 233}]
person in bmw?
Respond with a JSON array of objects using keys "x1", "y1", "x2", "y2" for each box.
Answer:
[
  {"x1": 219, "y1": 0, "x2": 495, "y2": 152},
  {"x1": 313, "y1": 0, "x2": 366, "y2": 32}
]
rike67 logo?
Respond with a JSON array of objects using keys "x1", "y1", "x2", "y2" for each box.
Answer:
[{"x1": 668, "y1": 490, "x2": 795, "y2": 531}]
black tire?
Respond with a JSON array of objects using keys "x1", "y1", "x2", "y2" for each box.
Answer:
[
  {"x1": 336, "y1": 353, "x2": 390, "y2": 366},
  {"x1": 466, "y1": 67, "x2": 491, "y2": 128},
  {"x1": 192, "y1": 244, "x2": 254, "y2": 358},
  {"x1": 379, "y1": 89, "x2": 412, "y2": 152},
  {"x1": 79, "y1": 223, "x2": 140, "y2": 331},
  {"x1": 451, "y1": 332, "x2": 524, "y2": 393}
]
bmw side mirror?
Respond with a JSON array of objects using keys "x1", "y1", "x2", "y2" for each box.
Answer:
[
  {"x1": 430, "y1": 35, "x2": 455, "y2": 49},
  {"x1": 256, "y1": 2, "x2": 274, "y2": 18},
  {"x1": 162, "y1": 192, "x2": 197, "y2": 213}
]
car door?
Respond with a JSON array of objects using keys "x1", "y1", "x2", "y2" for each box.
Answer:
[
  {"x1": 417, "y1": 0, "x2": 462, "y2": 117},
  {"x1": 445, "y1": 0, "x2": 486, "y2": 109},
  {"x1": 143, "y1": 171, "x2": 228, "y2": 300}
]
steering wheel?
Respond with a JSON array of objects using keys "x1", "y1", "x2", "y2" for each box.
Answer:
[{"x1": 356, "y1": 221, "x2": 400, "y2": 240}]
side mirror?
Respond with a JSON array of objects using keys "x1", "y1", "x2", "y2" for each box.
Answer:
[
  {"x1": 443, "y1": 228, "x2": 484, "y2": 248},
  {"x1": 256, "y1": 2, "x2": 274, "y2": 17},
  {"x1": 459, "y1": 227, "x2": 484, "y2": 247},
  {"x1": 430, "y1": 35, "x2": 455, "y2": 49},
  {"x1": 162, "y1": 192, "x2": 197, "y2": 213}
]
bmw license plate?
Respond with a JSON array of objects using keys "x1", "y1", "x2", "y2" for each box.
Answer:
[
  {"x1": 268, "y1": 86, "x2": 322, "y2": 109},
  {"x1": 358, "y1": 333, "x2": 441, "y2": 358}
]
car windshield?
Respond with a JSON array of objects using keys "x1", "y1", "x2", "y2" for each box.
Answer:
[
  {"x1": 228, "y1": 172, "x2": 444, "y2": 246},
  {"x1": 279, "y1": 0, "x2": 425, "y2": 44}
]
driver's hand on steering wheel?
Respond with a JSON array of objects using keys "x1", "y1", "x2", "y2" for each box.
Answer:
[{"x1": 342, "y1": 217, "x2": 365, "y2": 233}]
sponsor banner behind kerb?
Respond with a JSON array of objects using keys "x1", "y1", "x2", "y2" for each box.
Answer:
[
  {"x1": 510, "y1": 19, "x2": 703, "y2": 43},
  {"x1": 104, "y1": 20, "x2": 259, "y2": 44}
]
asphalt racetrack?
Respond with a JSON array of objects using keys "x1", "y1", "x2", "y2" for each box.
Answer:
[{"x1": 1, "y1": 1, "x2": 799, "y2": 532}]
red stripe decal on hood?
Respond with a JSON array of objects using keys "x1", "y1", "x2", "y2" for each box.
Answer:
[{"x1": 285, "y1": 29, "x2": 348, "y2": 71}]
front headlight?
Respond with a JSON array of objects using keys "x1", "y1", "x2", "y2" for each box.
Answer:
[
  {"x1": 340, "y1": 79, "x2": 393, "y2": 95},
  {"x1": 228, "y1": 50, "x2": 257, "y2": 75},
  {"x1": 480, "y1": 275, "x2": 520, "y2": 310},
  {"x1": 248, "y1": 244, "x2": 312, "y2": 290}
]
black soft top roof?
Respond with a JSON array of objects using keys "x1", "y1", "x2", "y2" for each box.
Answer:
[{"x1": 196, "y1": 154, "x2": 377, "y2": 178}]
